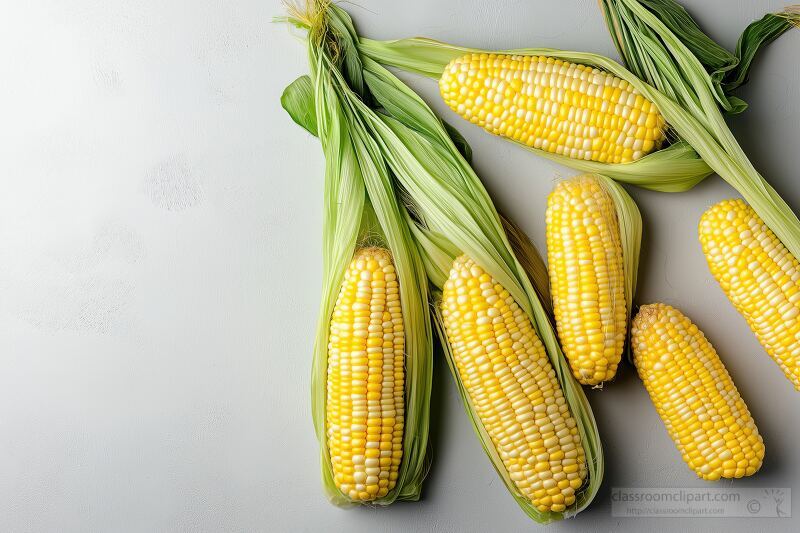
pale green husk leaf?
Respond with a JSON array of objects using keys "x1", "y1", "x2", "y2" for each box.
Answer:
[
  {"x1": 600, "y1": 0, "x2": 800, "y2": 112},
  {"x1": 285, "y1": 7, "x2": 433, "y2": 505},
  {"x1": 595, "y1": 175, "x2": 642, "y2": 362},
  {"x1": 355, "y1": 36, "x2": 711, "y2": 193}
]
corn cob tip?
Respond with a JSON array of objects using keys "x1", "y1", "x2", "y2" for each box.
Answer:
[
  {"x1": 554, "y1": 173, "x2": 596, "y2": 188},
  {"x1": 632, "y1": 303, "x2": 764, "y2": 480},
  {"x1": 631, "y1": 303, "x2": 659, "y2": 330},
  {"x1": 353, "y1": 246, "x2": 393, "y2": 262}
]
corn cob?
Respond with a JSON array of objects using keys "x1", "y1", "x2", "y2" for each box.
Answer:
[
  {"x1": 327, "y1": 247, "x2": 404, "y2": 501},
  {"x1": 439, "y1": 53, "x2": 667, "y2": 164},
  {"x1": 699, "y1": 199, "x2": 800, "y2": 390},
  {"x1": 632, "y1": 303, "x2": 764, "y2": 480},
  {"x1": 441, "y1": 255, "x2": 587, "y2": 512},
  {"x1": 546, "y1": 175, "x2": 626, "y2": 384}
]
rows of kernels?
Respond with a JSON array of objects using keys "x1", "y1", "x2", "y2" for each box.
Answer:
[
  {"x1": 326, "y1": 247, "x2": 405, "y2": 501},
  {"x1": 439, "y1": 53, "x2": 666, "y2": 164},
  {"x1": 699, "y1": 199, "x2": 800, "y2": 390},
  {"x1": 546, "y1": 175, "x2": 626, "y2": 384},
  {"x1": 441, "y1": 255, "x2": 587, "y2": 512},
  {"x1": 632, "y1": 304, "x2": 764, "y2": 480}
]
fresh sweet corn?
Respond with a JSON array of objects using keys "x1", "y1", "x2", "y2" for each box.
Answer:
[
  {"x1": 439, "y1": 53, "x2": 667, "y2": 164},
  {"x1": 546, "y1": 175, "x2": 626, "y2": 384},
  {"x1": 699, "y1": 199, "x2": 800, "y2": 390},
  {"x1": 441, "y1": 255, "x2": 587, "y2": 512},
  {"x1": 632, "y1": 303, "x2": 764, "y2": 480},
  {"x1": 326, "y1": 247, "x2": 404, "y2": 501}
]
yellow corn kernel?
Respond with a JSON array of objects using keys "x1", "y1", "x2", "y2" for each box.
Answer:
[
  {"x1": 327, "y1": 247, "x2": 404, "y2": 501},
  {"x1": 699, "y1": 199, "x2": 800, "y2": 390},
  {"x1": 632, "y1": 303, "x2": 764, "y2": 480},
  {"x1": 441, "y1": 255, "x2": 587, "y2": 512},
  {"x1": 439, "y1": 53, "x2": 666, "y2": 164},
  {"x1": 546, "y1": 175, "x2": 626, "y2": 385}
]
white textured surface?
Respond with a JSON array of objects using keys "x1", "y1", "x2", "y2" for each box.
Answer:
[{"x1": 1, "y1": 1, "x2": 798, "y2": 531}]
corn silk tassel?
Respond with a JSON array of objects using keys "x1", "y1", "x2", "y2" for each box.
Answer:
[
  {"x1": 282, "y1": 2, "x2": 604, "y2": 522},
  {"x1": 282, "y1": 5, "x2": 433, "y2": 506}
]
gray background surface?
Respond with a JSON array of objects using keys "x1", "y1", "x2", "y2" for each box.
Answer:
[{"x1": 1, "y1": 0, "x2": 798, "y2": 531}]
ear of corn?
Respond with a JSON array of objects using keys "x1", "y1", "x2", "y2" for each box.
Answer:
[
  {"x1": 546, "y1": 175, "x2": 628, "y2": 384},
  {"x1": 632, "y1": 303, "x2": 764, "y2": 480},
  {"x1": 441, "y1": 255, "x2": 587, "y2": 512},
  {"x1": 439, "y1": 53, "x2": 667, "y2": 163},
  {"x1": 308, "y1": 129, "x2": 432, "y2": 506},
  {"x1": 699, "y1": 199, "x2": 800, "y2": 390},
  {"x1": 358, "y1": 39, "x2": 710, "y2": 193},
  {"x1": 327, "y1": 247, "x2": 405, "y2": 501},
  {"x1": 284, "y1": 5, "x2": 433, "y2": 506}
]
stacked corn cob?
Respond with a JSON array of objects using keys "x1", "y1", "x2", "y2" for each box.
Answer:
[{"x1": 412, "y1": 44, "x2": 783, "y2": 482}]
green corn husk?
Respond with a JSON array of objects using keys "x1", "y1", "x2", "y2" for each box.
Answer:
[
  {"x1": 283, "y1": 2, "x2": 604, "y2": 522},
  {"x1": 604, "y1": 175, "x2": 642, "y2": 366},
  {"x1": 502, "y1": 213, "x2": 553, "y2": 315},
  {"x1": 352, "y1": 36, "x2": 711, "y2": 193},
  {"x1": 601, "y1": 0, "x2": 800, "y2": 113},
  {"x1": 591, "y1": 174, "x2": 643, "y2": 364},
  {"x1": 352, "y1": 17, "x2": 800, "y2": 275},
  {"x1": 284, "y1": 12, "x2": 433, "y2": 505},
  {"x1": 596, "y1": 176, "x2": 642, "y2": 335}
]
